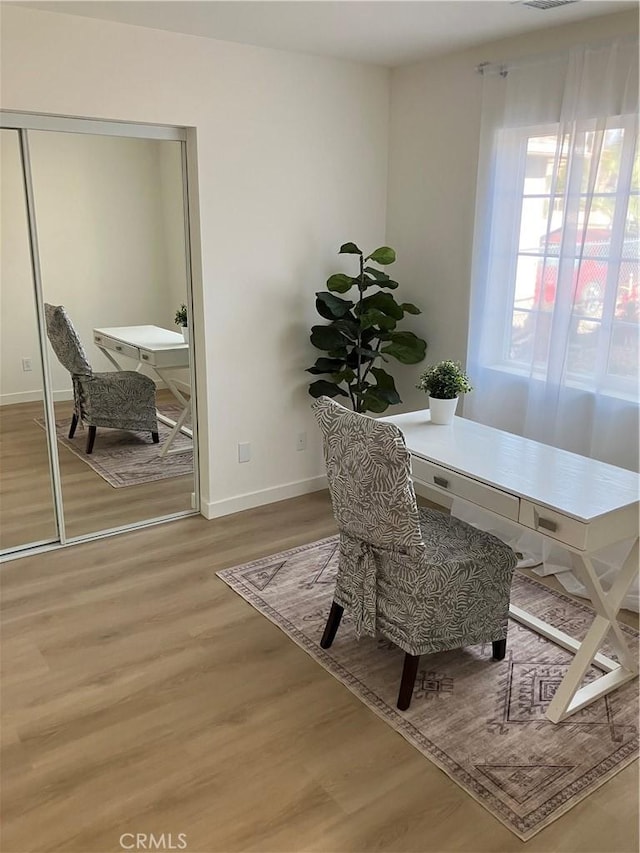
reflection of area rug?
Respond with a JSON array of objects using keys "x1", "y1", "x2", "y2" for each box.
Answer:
[
  {"x1": 217, "y1": 537, "x2": 639, "y2": 841},
  {"x1": 35, "y1": 405, "x2": 192, "y2": 488}
]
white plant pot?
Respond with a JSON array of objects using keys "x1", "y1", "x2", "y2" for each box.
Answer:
[
  {"x1": 181, "y1": 326, "x2": 189, "y2": 344},
  {"x1": 428, "y1": 395, "x2": 458, "y2": 425}
]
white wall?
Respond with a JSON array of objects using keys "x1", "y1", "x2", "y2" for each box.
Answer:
[
  {"x1": 0, "y1": 129, "x2": 47, "y2": 401},
  {"x1": 0, "y1": 131, "x2": 187, "y2": 401},
  {"x1": 386, "y1": 9, "x2": 638, "y2": 415},
  {"x1": 0, "y1": 5, "x2": 389, "y2": 517}
]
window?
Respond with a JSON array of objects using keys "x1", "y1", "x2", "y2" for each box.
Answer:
[{"x1": 496, "y1": 117, "x2": 638, "y2": 395}]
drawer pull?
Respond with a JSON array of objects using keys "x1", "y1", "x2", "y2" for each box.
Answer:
[
  {"x1": 433, "y1": 475, "x2": 450, "y2": 489},
  {"x1": 141, "y1": 354, "x2": 149, "y2": 361},
  {"x1": 95, "y1": 336, "x2": 102, "y2": 342},
  {"x1": 115, "y1": 345, "x2": 123, "y2": 351},
  {"x1": 538, "y1": 517, "x2": 558, "y2": 533}
]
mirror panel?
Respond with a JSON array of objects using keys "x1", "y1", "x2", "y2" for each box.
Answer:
[
  {"x1": 0, "y1": 129, "x2": 58, "y2": 550},
  {"x1": 28, "y1": 130, "x2": 194, "y2": 539}
]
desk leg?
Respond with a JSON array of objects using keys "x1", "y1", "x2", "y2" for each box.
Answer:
[
  {"x1": 153, "y1": 367, "x2": 193, "y2": 457},
  {"x1": 543, "y1": 538, "x2": 639, "y2": 723}
]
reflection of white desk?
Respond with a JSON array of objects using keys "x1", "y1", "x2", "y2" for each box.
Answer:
[
  {"x1": 93, "y1": 325, "x2": 191, "y2": 457},
  {"x1": 383, "y1": 409, "x2": 639, "y2": 723}
]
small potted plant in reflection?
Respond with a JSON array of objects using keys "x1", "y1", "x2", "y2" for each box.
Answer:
[{"x1": 175, "y1": 304, "x2": 189, "y2": 343}]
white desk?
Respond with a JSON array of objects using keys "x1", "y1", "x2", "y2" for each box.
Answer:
[
  {"x1": 93, "y1": 325, "x2": 191, "y2": 457},
  {"x1": 382, "y1": 409, "x2": 639, "y2": 723}
]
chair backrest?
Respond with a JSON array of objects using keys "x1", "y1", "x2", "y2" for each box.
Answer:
[
  {"x1": 312, "y1": 396, "x2": 423, "y2": 551},
  {"x1": 44, "y1": 304, "x2": 93, "y2": 377}
]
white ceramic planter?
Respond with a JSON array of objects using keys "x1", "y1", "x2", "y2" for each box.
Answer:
[
  {"x1": 181, "y1": 326, "x2": 189, "y2": 344},
  {"x1": 428, "y1": 395, "x2": 458, "y2": 425}
]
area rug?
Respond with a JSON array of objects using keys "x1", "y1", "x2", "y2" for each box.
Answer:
[
  {"x1": 217, "y1": 536, "x2": 639, "y2": 841},
  {"x1": 35, "y1": 405, "x2": 192, "y2": 488}
]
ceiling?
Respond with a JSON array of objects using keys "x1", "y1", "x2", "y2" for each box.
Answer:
[{"x1": 12, "y1": 1, "x2": 637, "y2": 67}]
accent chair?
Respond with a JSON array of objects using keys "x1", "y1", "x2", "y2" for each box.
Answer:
[
  {"x1": 44, "y1": 304, "x2": 159, "y2": 454},
  {"x1": 312, "y1": 396, "x2": 517, "y2": 711}
]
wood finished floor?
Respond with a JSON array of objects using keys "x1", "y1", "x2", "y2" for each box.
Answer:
[
  {"x1": 1, "y1": 492, "x2": 638, "y2": 853},
  {"x1": 0, "y1": 393, "x2": 193, "y2": 550}
]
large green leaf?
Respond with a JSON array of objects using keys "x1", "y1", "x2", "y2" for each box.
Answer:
[
  {"x1": 363, "y1": 268, "x2": 399, "y2": 290},
  {"x1": 361, "y1": 389, "x2": 391, "y2": 413},
  {"x1": 358, "y1": 309, "x2": 396, "y2": 332},
  {"x1": 366, "y1": 246, "x2": 396, "y2": 265},
  {"x1": 310, "y1": 324, "x2": 349, "y2": 352},
  {"x1": 331, "y1": 367, "x2": 355, "y2": 384},
  {"x1": 308, "y1": 380, "x2": 349, "y2": 399},
  {"x1": 364, "y1": 267, "x2": 390, "y2": 281},
  {"x1": 355, "y1": 345, "x2": 379, "y2": 359},
  {"x1": 315, "y1": 292, "x2": 354, "y2": 320},
  {"x1": 370, "y1": 366, "x2": 398, "y2": 392},
  {"x1": 360, "y1": 291, "x2": 404, "y2": 320},
  {"x1": 326, "y1": 273, "x2": 354, "y2": 293},
  {"x1": 339, "y1": 242, "x2": 362, "y2": 255},
  {"x1": 332, "y1": 318, "x2": 359, "y2": 341},
  {"x1": 381, "y1": 330, "x2": 427, "y2": 364},
  {"x1": 401, "y1": 302, "x2": 421, "y2": 315},
  {"x1": 306, "y1": 357, "x2": 345, "y2": 375}
]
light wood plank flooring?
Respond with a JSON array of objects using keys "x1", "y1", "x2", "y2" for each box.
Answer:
[
  {"x1": 0, "y1": 394, "x2": 193, "y2": 550},
  {"x1": 1, "y1": 493, "x2": 638, "y2": 853}
]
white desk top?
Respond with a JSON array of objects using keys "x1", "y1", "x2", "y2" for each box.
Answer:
[
  {"x1": 94, "y1": 325, "x2": 187, "y2": 352},
  {"x1": 382, "y1": 410, "x2": 640, "y2": 523}
]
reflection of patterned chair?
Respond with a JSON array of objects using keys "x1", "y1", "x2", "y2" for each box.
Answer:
[
  {"x1": 44, "y1": 304, "x2": 158, "y2": 454},
  {"x1": 312, "y1": 397, "x2": 517, "y2": 711}
]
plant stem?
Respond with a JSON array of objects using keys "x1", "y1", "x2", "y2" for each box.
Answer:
[
  {"x1": 360, "y1": 340, "x2": 381, "y2": 386},
  {"x1": 354, "y1": 253, "x2": 365, "y2": 413}
]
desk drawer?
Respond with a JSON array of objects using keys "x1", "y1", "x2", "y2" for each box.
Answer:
[
  {"x1": 94, "y1": 334, "x2": 140, "y2": 361},
  {"x1": 519, "y1": 500, "x2": 589, "y2": 549},
  {"x1": 411, "y1": 458, "x2": 520, "y2": 521},
  {"x1": 139, "y1": 347, "x2": 189, "y2": 368}
]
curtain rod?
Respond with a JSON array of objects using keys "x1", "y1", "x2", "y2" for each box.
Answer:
[{"x1": 475, "y1": 33, "x2": 637, "y2": 78}]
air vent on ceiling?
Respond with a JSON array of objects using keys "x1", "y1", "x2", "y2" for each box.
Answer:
[{"x1": 517, "y1": 0, "x2": 580, "y2": 9}]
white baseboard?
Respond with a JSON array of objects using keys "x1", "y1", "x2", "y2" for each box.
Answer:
[
  {"x1": 0, "y1": 389, "x2": 74, "y2": 406},
  {"x1": 202, "y1": 474, "x2": 328, "y2": 519}
]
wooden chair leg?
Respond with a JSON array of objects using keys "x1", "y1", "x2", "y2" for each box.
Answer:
[
  {"x1": 320, "y1": 601, "x2": 344, "y2": 649},
  {"x1": 68, "y1": 413, "x2": 78, "y2": 439},
  {"x1": 397, "y1": 653, "x2": 420, "y2": 711},
  {"x1": 86, "y1": 425, "x2": 97, "y2": 454},
  {"x1": 151, "y1": 431, "x2": 160, "y2": 444},
  {"x1": 492, "y1": 638, "x2": 507, "y2": 660}
]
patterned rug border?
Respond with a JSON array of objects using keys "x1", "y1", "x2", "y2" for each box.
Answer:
[
  {"x1": 34, "y1": 411, "x2": 192, "y2": 489},
  {"x1": 216, "y1": 535, "x2": 639, "y2": 841}
]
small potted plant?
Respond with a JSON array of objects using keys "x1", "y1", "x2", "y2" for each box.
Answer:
[
  {"x1": 416, "y1": 360, "x2": 473, "y2": 424},
  {"x1": 175, "y1": 303, "x2": 189, "y2": 343}
]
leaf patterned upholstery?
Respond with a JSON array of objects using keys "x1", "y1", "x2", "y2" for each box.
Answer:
[
  {"x1": 312, "y1": 397, "x2": 517, "y2": 654},
  {"x1": 44, "y1": 304, "x2": 158, "y2": 434}
]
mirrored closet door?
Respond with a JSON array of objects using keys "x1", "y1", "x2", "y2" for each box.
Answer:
[{"x1": 0, "y1": 116, "x2": 198, "y2": 554}]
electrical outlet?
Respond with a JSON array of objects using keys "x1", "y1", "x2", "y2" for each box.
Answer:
[
  {"x1": 238, "y1": 442, "x2": 251, "y2": 463},
  {"x1": 296, "y1": 431, "x2": 307, "y2": 451},
  {"x1": 21, "y1": 357, "x2": 33, "y2": 372}
]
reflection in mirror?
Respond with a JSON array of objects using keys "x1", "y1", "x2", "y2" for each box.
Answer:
[
  {"x1": 29, "y1": 131, "x2": 195, "y2": 539},
  {"x1": 0, "y1": 129, "x2": 59, "y2": 551}
]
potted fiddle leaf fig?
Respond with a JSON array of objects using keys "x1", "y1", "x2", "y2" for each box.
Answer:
[{"x1": 307, "y1": 242, "x2": 427, "y2": 414}]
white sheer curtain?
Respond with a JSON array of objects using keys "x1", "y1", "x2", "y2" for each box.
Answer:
[{"x1": 464, "y1": 38, "x2": 639, "y2": 610}]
